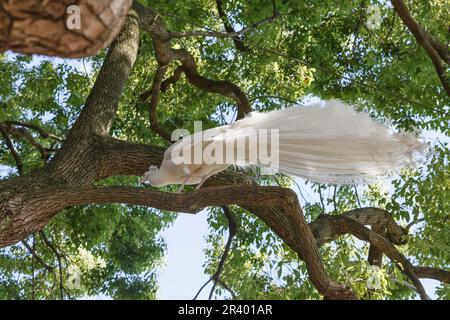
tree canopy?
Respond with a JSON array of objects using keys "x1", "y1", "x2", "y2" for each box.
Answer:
[{"x1": 0, "y1": 0, "x2": 449, "y2": 300}]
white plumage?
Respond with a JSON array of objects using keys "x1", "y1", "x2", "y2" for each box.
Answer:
[{"x1": 140, "y1": 100, "x2": 426, "y2": 189}]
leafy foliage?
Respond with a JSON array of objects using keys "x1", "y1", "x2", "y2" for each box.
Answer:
[{"x1": 0, "y1": 0, "x2": 448, "y2": 299}]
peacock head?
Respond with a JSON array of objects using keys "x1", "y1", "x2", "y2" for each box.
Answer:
[{"x1": 139, "y1": 165, "x2": 160, "y2": 185}]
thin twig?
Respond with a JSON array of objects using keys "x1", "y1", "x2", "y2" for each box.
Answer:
[
  {"x1": 318, "y1": 185, "x2": 325, "y2": 213},
  {"x1": 406, "y1": 218, "x2": 425, "y2": 231},
  {"x1": 0, "y1": 125, "x2": 23, "y2": 175},
  {"x1": 39, "y1": 231, "x2": 65, "y2": 300},
  {"x1": 4, "y1": 121, "x2": 63, "y2": 142},
  {"x1": 21, "y1": 239, "x2": 54, "y2": 273},
  {"x1": 194, "y1": 206, "x2": 238, "y2": 300},
  {"x1": 353, "y1": 185, "x2": 362, "y2": 208},
  {"x1": 333, "y1": 186, "x2": 338, "y2": 213}
]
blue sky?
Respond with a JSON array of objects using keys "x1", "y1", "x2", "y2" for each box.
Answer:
[{"x1": 158, "y1": 211, "x2": 211, "y2": 299}]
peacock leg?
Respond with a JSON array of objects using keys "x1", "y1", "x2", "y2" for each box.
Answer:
[
  {"x1": 194, "y1": 176, "x2": 208, "y2": 190},
  {"x1": 176, "y1": 176, "x2": 190, "y2": 194}
]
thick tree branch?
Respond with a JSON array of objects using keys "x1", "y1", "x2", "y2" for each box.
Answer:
[
  {"x1": 133, "y1": 1, "x2": 252, "y2": 121},
  {"x1": 312, "y1": 214, "x2": 429, "y2": 299},
  {"x1": 47, "y1": 12, "x2": 140, "y2": 183},
  {"x1": 172, "y1": 48, "x2": 252, "y2": 119},
  {"x1": 0, "y1": 166, "x2": 355, "y2": 300},
  {"x1": 391, "y1": 0, "x2": 450, "y2": 95},
  {"x1": 63, "y1": 184, "x2": 356, "y2": 299},
  {"x1": 310, "y1": 208, "x2": 408, "y2": 246},
  {"x1": 15, "y1": 179, "x2": 443, "y2": 297},
  {"x1": 312, "y1": 208, "x2": 450, "y2": 285},
  {"x1": 413, "y1": 266, "x2": 450, "y2": 283},
  {"x1": 68, "y1": 11, "x2": 140, "y2": 138},
  {"x1": 0, "y1": 0, "x2": 133, "y2": 58},
  {"x1": 31, "y1": 185, "x2": 300, "y2": 215}
]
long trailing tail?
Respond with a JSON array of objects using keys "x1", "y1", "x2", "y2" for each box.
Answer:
[{"x1": 219, "y1": 99, "x2": 427, "y2": 184}]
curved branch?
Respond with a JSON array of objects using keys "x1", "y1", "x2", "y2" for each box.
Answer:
[
  {"x1": 194, "y1": 206, "x2": 238, "y2": 300},
  {"x1": 1, "y1": 123, "x2": 49, "y2": 160},
  {"x1": 45, "y1": 185, "x2": 300, "y2": 214},
  {"x1": 132, "y1": 1, "x2": 252, "y2": 121},
  {"x1": 391, "y1": 0, "x2": 450, "y2": 95},
  {"x1": 142, "y1": 65, "x2": 172, "y2": 142},
  {"x1": 172, "y1": 48, "x2": 252, "y2": 119},
  {"x1": 209, "y1": 206, "x2": 237, "y2": 299},
  {"x1": 3, "y1": 121, "x2": 63, "y2": 142},
  {"x1": 58, "y1": 184, "x2": 357, "y2": 299},
  {"x1": 0, "y1": 167, "x2": 356, "y2": 300},
  {"x1": 311, "y1": 208, "x2": 450, "y2": 286},
  {"x1": 39, "y1": 231, "x2": 66, "y2": 300},
  {"x1": 0, "y1": 124, "x2": 23, "y2": 174},
  {"x1": 312, "y1": 214, "x2": 429, "y2": 299},
  {"x1": 310, "y1": 208, "x2": 408, "y2": 246}
]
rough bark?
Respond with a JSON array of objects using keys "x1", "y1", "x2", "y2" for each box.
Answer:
[
  {"x1": 1, "y1": 9, "x2": 141, "y2": 245},
  {"x1": 311, "y1": 213, "x2": 429, "y2": 299},
  {"x1": 0, "y1": 0, "x2": 132, "y2": 58}
]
